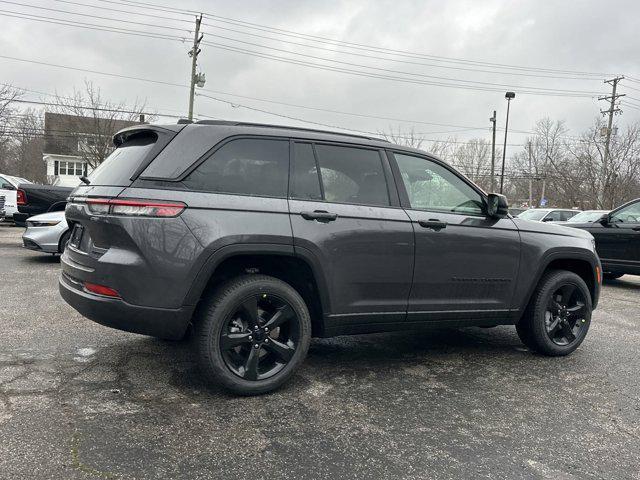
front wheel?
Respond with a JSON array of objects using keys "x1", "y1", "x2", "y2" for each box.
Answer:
[
  {"x1": 195, "y1": 274, "x2": 311, "y2": 395},
  {"x1": 516, "y1": 270, "x2": 592, "y2": 356}
]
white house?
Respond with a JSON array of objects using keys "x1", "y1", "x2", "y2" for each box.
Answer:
[{"x1": 42, "y1": 112, "x2": 140, "y2": 187}]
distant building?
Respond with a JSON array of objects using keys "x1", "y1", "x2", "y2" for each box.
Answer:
[{"x1": 43, "y1": 112, "x2": 140, "y2": 187}]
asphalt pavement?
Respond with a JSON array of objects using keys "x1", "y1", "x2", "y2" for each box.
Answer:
[{"x1": 0, "y1": 223, "x2": 638, "y2": 480}]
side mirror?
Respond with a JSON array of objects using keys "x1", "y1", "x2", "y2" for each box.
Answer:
[
  {"x1": 542, "y1": 217, "x2": 553, "y2": 222},
  {"x1": 486, "y1": 193, "x2": 509, "y2": 218},
  {"x1": 599, "y1": 213, "x2": 611, "y2": 225},
  {"x1": 1, "y1": 183, "x2": 15, "y2": 190}
]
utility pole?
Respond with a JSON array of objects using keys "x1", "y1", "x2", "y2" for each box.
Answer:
[
  {"x1": 527, "y1": 141, "x2": 533, "y2": 207},
  {"x1": 490, "y1": 110, "x2": 497, "y2": 192},
  {"x1": 598, "y1": 76, "x2": 624, "y2": 208},
  {"x1": 187, "y1": 14, "x2": 204, "y2": 121}
]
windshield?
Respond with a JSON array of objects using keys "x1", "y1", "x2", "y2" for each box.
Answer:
[
  {"x1": 517, "y1": 209, "x2": 549, "y2": 221},
  {"x1": 568, "y1": 211, "x2": 607, "y2": 223}
]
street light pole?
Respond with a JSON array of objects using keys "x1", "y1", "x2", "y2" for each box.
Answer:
[
  {"x1": 499, "y1": 92, "x2": 515, "y2": 194},
  {"x1": 490, "y1": 110, "x2": 496, "y2": 192}
]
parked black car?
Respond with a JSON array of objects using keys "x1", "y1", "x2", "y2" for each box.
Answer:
[
  {"x1": 14, "y1": 184, "x2": 73, "y2": 226},
  {"x1": 566, "y1": 198, "x2": 640, "y2": 279},
  {"x1": 60, "y1": 121, "x2": 601, "y2": 394}
]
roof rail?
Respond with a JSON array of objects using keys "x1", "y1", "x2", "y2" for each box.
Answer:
[{"x1": 193, "y1": 120, "x2": 387, "y2": 142}]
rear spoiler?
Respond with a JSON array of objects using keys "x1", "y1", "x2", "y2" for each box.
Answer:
[{"x1": 113, "y1": 124, "x2": 186, "y2": 147}]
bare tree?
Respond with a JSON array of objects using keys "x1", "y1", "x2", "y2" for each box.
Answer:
[
  {"x1": 451, "y1": 139, "x2": 493, "y2": 190},
  {"x1": 9, "y1": 109, "x2": 46, "y2": 183},
  {"x1": 0, "y1": 84, "x2": 21, "y2": 149},
  {"x1": 567, "y1": 119, "x2": 640, "y2": 209},
  {"x1": 51, "y1": 80, "x2": 151, "y2": 169},
  {"x1": 380, "y1": 125, "x2": 425, "y2": 149}
]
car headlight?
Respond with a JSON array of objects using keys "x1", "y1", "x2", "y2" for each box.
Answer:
[{"x1": 28, "y1": 221, "x2": 60, "y2": 227}]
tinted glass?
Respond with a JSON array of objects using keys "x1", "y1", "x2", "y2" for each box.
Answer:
[
  {"x1": 611, "y1": 201, "x2": 640, "y2": 224},
  {"x1": 394, "y1": 153, "x2": 483, "y2": 215},
  {"x1": 291, "y1": 143, "x2": 321, "y2": 200},
  {"x1": 183, "y1": 138, "x2": 289, "y2": 197},
  {"x1": 89, "y1": 132, "x2": 157, "y2": 186},
  {"x1": 314, "y1": 144, "x2": 389, "y2": 206}
]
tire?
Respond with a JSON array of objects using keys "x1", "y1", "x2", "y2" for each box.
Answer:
[
  {"x1": 195, "y1": 274, "x2": 311, "y2": 395},
  {"x1": 516, "y1": 270, "x2": 592, "y2": 356},
  {"x1": 603, "y1": 272, "x2": 623, "y2": 280},
  {"x1": 58, "y1": 229, "x2": 71, "y2": 254}
]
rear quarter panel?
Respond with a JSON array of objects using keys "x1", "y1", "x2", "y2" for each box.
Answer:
[{"x1": 118, "y1": 188, "x2": 293, "y2": 307}]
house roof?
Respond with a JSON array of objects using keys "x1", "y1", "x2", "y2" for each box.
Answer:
[{"x1": 43, "y1": 112, "x2": 140, "y2": 156}]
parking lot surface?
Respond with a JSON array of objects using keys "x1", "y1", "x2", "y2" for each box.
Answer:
[{"x1": 0, "y1": 223, "x2": 639, "y2": 479}]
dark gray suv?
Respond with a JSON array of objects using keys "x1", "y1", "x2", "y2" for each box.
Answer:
[{"x1": 60, "y1": 121, "x2": 601, "y2": 395}]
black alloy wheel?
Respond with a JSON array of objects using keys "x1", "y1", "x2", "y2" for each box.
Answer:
[
  {"x1": 516, "y1": 270, "x2": 592, "y2": 356},
  {"x1": 220, "y1": 293, "x2": 299, "y2": 381},
  {"x1": 544, "y1": 284, "x2": 588, "y2": 346},
  {"x1": 196, "y1": 274, "x2": 311, "y2": 395}
]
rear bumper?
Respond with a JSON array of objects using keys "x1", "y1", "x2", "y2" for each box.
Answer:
[{"x1": 59, "y1": 272, "x2": 193, "y2": 340}]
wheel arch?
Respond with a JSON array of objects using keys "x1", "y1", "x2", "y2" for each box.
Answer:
[
  {"x1": 185, "y1": 244, "x2": 330, "y2": 336},
  {"x1": 519, "y1": 251, "x2": 600, "y2": 321}
]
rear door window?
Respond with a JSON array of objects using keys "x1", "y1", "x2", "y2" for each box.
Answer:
[
  {"x1": 291, "y1": 143, "x2": 322, "y2": 200},
  {"x1": 89, "y1": 131, "x2": 158, "y2": 186},
  {"x1": 182, "y1": 138, "x2": 289, "y2": 197},
  {"x1": 313, "y1": 144, "x2": 390, "y2": 207}
]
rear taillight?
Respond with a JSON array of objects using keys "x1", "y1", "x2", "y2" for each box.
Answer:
[
  {"x1": 83, "y1": 281, "x2": 120, "y2": 298},
  {"x1": 16, "y1": 189, "x2": 27, "y2": 205},
  {"x1": 82, "y1": 198, "x2": 186, "y2": 217}
]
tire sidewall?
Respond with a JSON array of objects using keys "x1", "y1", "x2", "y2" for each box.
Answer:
[{"x1": 199, "y1": 276, "x2": 311, "y2": 395}]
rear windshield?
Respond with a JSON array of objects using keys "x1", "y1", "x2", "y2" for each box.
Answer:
[{"x1": 88, "y1": 132, "x2": 158, "y2": 186}]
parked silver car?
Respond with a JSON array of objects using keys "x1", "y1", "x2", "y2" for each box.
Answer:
[
  {"x1": 517, "y1": 208, "x2": 581, "y2": 222},
  {"x1": 22, "y1": 211, "x2": 69, "y2": 254}
]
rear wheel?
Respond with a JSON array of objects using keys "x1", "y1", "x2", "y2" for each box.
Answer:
[
  {"x1": 516, "y1": 270, "x2": 592, "y2": 356},
  {"x1": 195, "y1": 274, "x2": 311, "y2": 395}
]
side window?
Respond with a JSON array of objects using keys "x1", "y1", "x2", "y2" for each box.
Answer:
[
  {"x1": 314, "y1": 144, "x2": 390, "y2": 206},
  {"x1": 561, "y1": 210, "x2": 576, "y2": 221},
  {"x1": 291, "y1": 143, "x2": 322, "y2": 200},
  {"x1": 394, "y1": 153, "x2": 484, "y2": 215},
  {"x1": 611, "y1": 201, "x2": 640, "y2": 224},
  {"x1": 183, "y1": 138, "x2": 289, "y2": 197},
  {"x1": 545, "y1": 211, "x2": 562, "y2": 222}
]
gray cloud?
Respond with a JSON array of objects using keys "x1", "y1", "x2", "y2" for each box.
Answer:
[{"x1": 1, "y1": 0, "x2": 639, "y2": 152}]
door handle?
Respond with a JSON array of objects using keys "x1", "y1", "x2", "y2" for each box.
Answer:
[
  {"x1": 301, "y1": 210, "x2": 338, "y2": 222},
  {"x1": 418, "y1": 219, "x2": 447, "y2": 231}
]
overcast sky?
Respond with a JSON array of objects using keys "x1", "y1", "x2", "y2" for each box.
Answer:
[{"x1": 2, "y1": 0, "x2": 640, "y2": 154}]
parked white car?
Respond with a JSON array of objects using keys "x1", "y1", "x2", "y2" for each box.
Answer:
[
  {"x1": 22, "y1": 210, "x2": 70, "y2": 254},
  {"x1": 0, "y1": 173, "x2": 32, "y2": 221}
]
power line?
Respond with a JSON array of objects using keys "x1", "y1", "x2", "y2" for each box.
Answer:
[
  {"x1": 42, "y1": 0, "x2": 607, "y2": 81},
  {"x1": 0, "y1": 57, "x2": 585, "y2": 143},
  {"x1": 0, "y1": 10, "x2": 606, "y2": 97},
  {"x1": 100, "y1": 0, "x2": 612, "y2": 77},
  {"x1": 195, "y1": 92, "x2": 589, "y2": 146}
]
